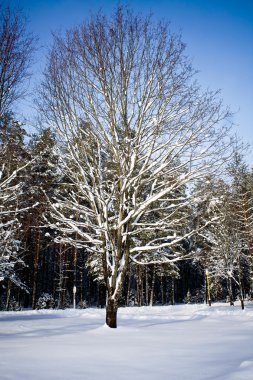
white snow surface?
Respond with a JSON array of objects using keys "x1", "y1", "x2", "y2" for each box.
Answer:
[{"x1": 1, "y1": 302, "x2": 253, "y2": 380}]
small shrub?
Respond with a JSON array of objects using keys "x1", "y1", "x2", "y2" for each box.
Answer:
[
  {"x1": 78, "y1": 300, "x2": 88, "y2": 309},
  {"x1": 36, "y1": 293, "x2": 55, "y2": 309}
]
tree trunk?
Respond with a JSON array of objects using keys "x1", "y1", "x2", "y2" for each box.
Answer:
[
  {"x1": 106, "y1": 298, "x2": 117, "y2": 328},
  {"x1": 149, "y1": 265, "x2": 155, "y2": 306},
  {"x1": 161, "y1": 274, "x2": 165, "y2": 305},
  {"x1": 72, "y1": 246, "x2": 77, "y2": 309},
  {"x1": 80, "y1": 269, "x2": 83, "y2": 304},
  {"x1": 32, "y1": 229, "x2": 41, "y2": 309},
  {"x1": 6, "y1": 280, "x2": 11, "y2": 311},
  {"x1": 239, "y1": 295, "x2": 244, "y2": 310},
  {"x1": 136, "y1": 264, "x2": 143, "y2": 306},
  {"x1": 237, "y1": 259, "x2": 244, "y2": 310},
  {"x1": 249, "y1": 264, "x2": 253, "y2": 299},
  {"x1": 205, "y1": 270, "x2": 211, "y2": 306},
  {"x1": 227, "y1": 277, "x2": 234, "y2": 306},
  {"x1": 171, "y1": 278, "x2": 175, "y2": 305},
  {"x1": 57, "y1": 243, "x2": 64, "y2": 309},
  {"x1": 126, "y1": 265, "x2": 131, "y2": 306},
  {"x1": 145, "y1": 266, "x2": 149, "y2": 306}
]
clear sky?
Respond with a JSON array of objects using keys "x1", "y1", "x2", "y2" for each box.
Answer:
[{"x1": 8, "y1": 0, "x2": 253, "y2": 163}]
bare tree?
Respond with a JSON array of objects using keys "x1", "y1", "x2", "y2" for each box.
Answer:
[
  {"x1": 39, "y1": 6, "x2": 232, "y2": 327},
  {"x1": 0, "y1": 3, "x2": 35, "y2": 115}
]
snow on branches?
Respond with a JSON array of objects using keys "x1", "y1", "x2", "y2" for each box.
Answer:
[{"x1": 39, "y1": 6, "x2": 232, "y2": 327}]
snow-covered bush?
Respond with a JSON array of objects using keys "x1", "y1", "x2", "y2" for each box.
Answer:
[
  {"x1": 183, "y1": 288, "x2": 205, "y2": 304},
  {"x1": 0, "y1": 295, "x2": 21, "y2": 311},
  {"x1": 183, "y1": 290, "x2": 192, "y2": 304},
  {"x1": 8, "y1": 297, "x2": 21, "y2": 311},
  {"x1": 36, "y1": 293, "x2": 55, "y2": 309},
  {"x1": 78, "y1": 300, "x2": 87, "y2": 309}
]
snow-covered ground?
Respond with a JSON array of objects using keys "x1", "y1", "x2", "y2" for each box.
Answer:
[{"x1": 1, "y1": 302, "x2": 253, "y2": 380}]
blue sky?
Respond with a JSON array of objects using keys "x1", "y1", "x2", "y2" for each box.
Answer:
[{"x1": 9, "y1": 0, "x2": 253, "y2": 162}]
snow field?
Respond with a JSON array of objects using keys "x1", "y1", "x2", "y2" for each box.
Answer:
[{"x1": 0, "y1": 302, "x2": 253, "y2": 380}]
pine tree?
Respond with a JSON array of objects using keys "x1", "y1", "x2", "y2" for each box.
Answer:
[
  {"x1": 0, "y1": 113, "x2": 30, "y2": 308},
  {"x1": 19, "y1": 128, "x2": 60, "y2": 308}
]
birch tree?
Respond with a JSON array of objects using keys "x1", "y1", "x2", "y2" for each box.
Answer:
[{"x1": 39, "y1": 6, "x2": 231, "y2": 327}]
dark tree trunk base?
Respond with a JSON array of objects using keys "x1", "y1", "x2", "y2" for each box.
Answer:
[{"x1": 106, "y1": 299, "x2": 117, "y2": 328}]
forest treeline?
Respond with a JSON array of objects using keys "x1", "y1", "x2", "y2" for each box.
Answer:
[{"x1": 0, "y1": 4, "x2": 253, "y2": 325}]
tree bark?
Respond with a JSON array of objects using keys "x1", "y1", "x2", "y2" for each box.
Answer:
[
  {"x1": 171, "y1": 278, "x2": 175, "y2": 305},
  {"x1": 106, "y1": 298, "x2": 117, "y2": 328},
  {"x1": 239, "y1": 294, "x2": 244, "y2": 310},
  {"x1": 145, "y1": 266, "x2": 149, "y2": 306},
  {"x1": 205, "y1": 270, "x2": 211, "y2": 306},
  {"x1": 238, "y1": 259, "x2": 245, "y2": 310},
  {"x1": 149, "y1": 265, "x2": 155, "y2": 306},
  {"x1": 80, "y1": 269, "x2": 83, "y2": 304},
  {"x1": 136, "y1": 264, "x2": 143, "y2": 306},
  {"x1": 126, "y1": 265, "x2": 131, "y2": 306},
  {"x1": 249, "y1": 264, "x2": 253, "y2": 299},
  {"x1": 6, "y1": 280, "x2": 11, "y2": 310},
  {"x1": 161, "y1": 274, "x2": 165, "y2": 305},
  {"x1": 227, "y1": 277, "x2": 234, "y2": 306},
  {"x1": 32, "y1": 229, "x2": 41, "y2": 309}
]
